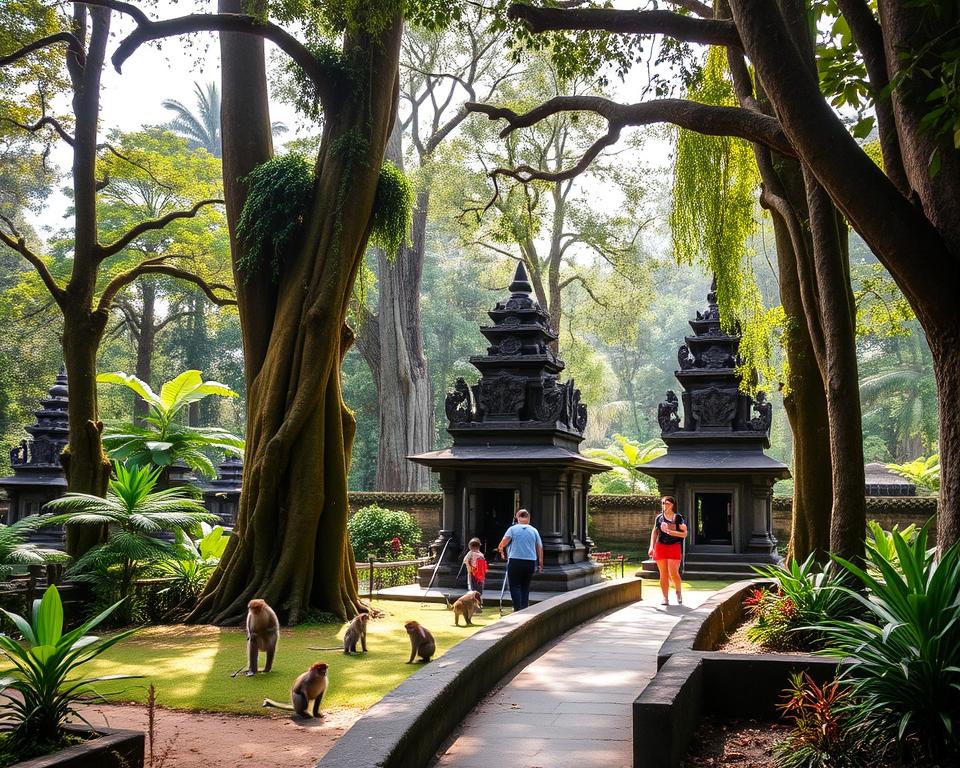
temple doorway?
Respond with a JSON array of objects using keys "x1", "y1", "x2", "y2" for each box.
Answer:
[
  {"x1": 693, "y1": 492, "x2": 733, "y2": 546},
  {"x1": 476, "y1": 488, "x2": 518, "y2": 559}
]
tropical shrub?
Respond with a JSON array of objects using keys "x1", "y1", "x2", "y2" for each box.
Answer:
[
  {"x1": 819, "y1": 525, "x2": 960, "y2": 764},
  {"x1": 865, "y1": 519, "x2": 918, "y2": 579},
  {"x1": 0, "y1": 585, "x2": 137, "y2": 765},
  {"x1": 0, "y1": 516, "x2": 69, "y2": 579},
  {"x1": 347, "y1": 505, "x2": 422, "y2": 561},
  {"x1": 748, "y1": 554, "x2": 859, "y2": 650},
  {"x1": 886, "y1": 453, "x2": 940, "y2": 494},
  {"x1": 42, "y1": 462, "x2": 216, "y2": 624},
  {"x1": 773, "y1": 672, "x2": 883, "y2": 768},
  {"x1": 146, "y1": 523, "x2": 228, "y2": 621},
  {"x1": 98, "y1": 369, "x2": 243, "y2": 478},
  {"x1": 584, "y1": 435, "x2": 665, "y2": 494}
]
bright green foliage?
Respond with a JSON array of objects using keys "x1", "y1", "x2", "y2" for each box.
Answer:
[
  {"x1": 148, "y1": 523, "x2": 228, "y2": 621},
  {"x1": 820, "y1": 526, "x2": 960, "y2": 762},
  {"x1": 0, "y1": 516, "x2": 68, "y2": 579},
  {"x1": 670, "y1": 48, "x2": 774, "y2": 391},
  {"x1": 0, "y1": 585, "x2": 137, "y2": 762},
  {"x1": 236, "y1": 154, "x2": 314, "y2": 283},
  {"x1": 886, "y1": 454, "x2": 940, "y2": 494},
  {"x1": 865, "y1": 519, "x2": 918, "y2": 581},
  {"x1": 370, "y1": 161, "x2": 414, "y2": 257},
  {"x1": 97, "y1": 369, "x2": 243, "y2": 477},
  {"x1": 774, "y1": 672, "x2": 882, "y2": 768},
  {"x1": 347, "y1": 504, "x2": 423, "y2": 561},
  {"x1": 41, "y1": 463, "x2": 217, "y2": 623},
  {"x1": 748, "y1": 554, "x2": 859, "y2": 650},
  {"x1": 584, "y1": 435, "x2": 665, "y2": 494}
]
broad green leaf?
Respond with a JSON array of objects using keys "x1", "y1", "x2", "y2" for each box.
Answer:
[
  {"x1": 34, "y1": 585, "x2": 63, "y2": 646},
  {"x1": 159, "y1": 370, "x2": 203, "y2": 411},
  {"x1": 97, "y1": 372, "x2": 163, "y2": 409}
]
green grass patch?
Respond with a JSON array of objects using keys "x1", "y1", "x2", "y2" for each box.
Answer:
[{"x1": 82, "y1": 600, "x2": 498, "y2": 715}]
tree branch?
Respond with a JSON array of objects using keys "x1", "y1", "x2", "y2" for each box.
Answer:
[
  {"x1": 663, "y1": 0, "x2": 713, "y2": 17},
  {"x1": 0, "y1": 32, "x2": 84, "y2": 69},
  {"x1": 98, "y1": 262, "x2": 235, "y2": 312},
  {"x1": 507, "y1": 4, "x2": 739, "y2": 46},
  {"x1": 81, "y1": 0, "x2": 337, "y2": 107},
  {"x1": 97, "y1": 198, "x2": 223, "y2": 259},
  {"x1": 0, "y1": 115, "x2": 75, "y2": 145},
  {"x1": 559, "y1": 273, "x2": 606, "y2": 306},
  {"x1": 0, "y1": 223, "x2": 65, "y2": 306},
  {"x1": 467, "y1": 95, "x2": 793, "y2": 183}
]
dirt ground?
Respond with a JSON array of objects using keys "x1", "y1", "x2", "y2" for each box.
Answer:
[
  {"x1": 680, "y1": 717, "x2": 788, "y2": 767},
  {"x1": 77, "y1": 703, "x2": 362, "y2": 768}
]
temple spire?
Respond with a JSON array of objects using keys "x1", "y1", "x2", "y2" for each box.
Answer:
[{"x1": 509, "y1": 260, "x2": 533, "y2": 295}]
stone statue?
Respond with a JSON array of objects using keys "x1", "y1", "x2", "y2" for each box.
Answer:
[
  {"x1": 534, "y1": 378, "x2": 565, "y2": 423},
  {"x1": 677, "y1": 344, "x2": 695, "y2": 370},
  {"x1": 658, "y1": 391, "x2": 681, "y2": 434},
  {"x1": 749, "y1": 391, "x2": 773, "y2": 434},
  {"x1": 444, "y1": 378, "x2": 474, "y2": 425}
]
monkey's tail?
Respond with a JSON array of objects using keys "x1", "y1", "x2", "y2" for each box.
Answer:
[
  {"x1": 262, "y1": 699, "x2": 295, "y2": 710},
  {"x1": 308, "y1": 646, "x2": 342, "y2": 651}
]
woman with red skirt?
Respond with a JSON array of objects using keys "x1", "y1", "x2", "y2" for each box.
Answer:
[{"x1": 647, "y1": 496, "x2": 687, "y2": 606}]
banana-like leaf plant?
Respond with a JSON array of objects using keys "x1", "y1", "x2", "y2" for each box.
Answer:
[
  {"x1": 0, "y1": 585, "x2": 138, "y2": 759},
  {"x1": 97, "y1": 369, "x2": 243, "y2": 478},
  {"x1": 584, "y1": 435, "x2": 666, "y2": 493}
]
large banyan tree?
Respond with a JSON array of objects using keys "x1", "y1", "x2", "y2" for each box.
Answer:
[
  {"x1": 88, "y1": 0, "x2": 450, "y2": 623},
  {"x1": 470, "y1": 0, "x2": 960, "y2": 558}
]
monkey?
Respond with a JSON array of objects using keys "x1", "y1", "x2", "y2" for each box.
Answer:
[
  {"x1": 308, "y1": 613, "x2": 370, "y2": 654},
  {"x1": 342, "y1": 613, "x2": 368, "y2": 654},
  {"x1": 245, "y1": 598, "x2": 279, "y2": 676},
  {"x1": 262, "y1": 662, "x2": 329, "y2": 719},
  {"x1": 452, "y1": 591, "x2": 482, "y2": 627},
  {"x1": 404, "y1": 620, "x2": 436, "y2": 663}
]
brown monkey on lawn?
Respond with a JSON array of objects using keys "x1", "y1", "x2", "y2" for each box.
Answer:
[
  {"x1": 452, "y1": 591, "x2": 482, "y2": 626},
  {"x1": 309, "y1": 613, "x2": 369, "y2": 654},
  {"x1": 245, "y1": 598, "x2": 279, "y2": 675},
  {"x1": 262, "y1": 662, "x2": 329, "y2": 718},
  {"x1": 405, "y1": 620, "x2": 436, "y2": 663}
]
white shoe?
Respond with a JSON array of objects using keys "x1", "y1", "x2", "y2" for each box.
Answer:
[
  {"x1": 661, "y1": 598, "x2": 669, "y2": 606},
  {"x1": 676, "y1": 594, "x2": 683, "y2": 605}
]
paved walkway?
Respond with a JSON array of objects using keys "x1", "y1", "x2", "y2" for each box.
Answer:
[{"x1": 432, "y1": 587, "x2": 713, "y2": 768}]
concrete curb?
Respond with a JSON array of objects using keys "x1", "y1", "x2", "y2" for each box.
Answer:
[
  {"x1": 316, "y1": 577, "x2": 642, "y2": 768},
  {"x1": 657, "y1": 577, "x2": 774, "y2": 667}
]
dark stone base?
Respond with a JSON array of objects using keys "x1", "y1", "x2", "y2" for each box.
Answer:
[
  {"x1": 418, "y1": 560, "x2": 602, "y2": 592},
  {"x1": 639, "y1": 550, "x2": 781, "y2": 580}
]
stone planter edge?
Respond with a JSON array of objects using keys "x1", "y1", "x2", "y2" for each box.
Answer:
[
  {"x1": 316, "y1": 577, "x2": 642, "y2": 768},
  {"x1": 12, "y1": 725, "x2": 144, "y2": 768}
]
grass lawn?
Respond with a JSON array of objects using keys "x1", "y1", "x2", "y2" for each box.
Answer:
[{"x1": 83, "y1": 600, "x2": 498, "y2": 715}]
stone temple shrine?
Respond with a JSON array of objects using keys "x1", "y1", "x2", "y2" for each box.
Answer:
[
  {"x1": 410, "y1": 262, "x2": 607, "y2": 591},
  {"x1": 0, "y1": 367, "x2": 69, "y2": 548},
  {"x1": 640, "y1": 280, "x2": 789, "y2": 578}
]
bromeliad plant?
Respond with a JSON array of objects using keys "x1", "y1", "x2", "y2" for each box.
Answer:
[
  {"x1": 41, "y1": 462, "x2": 217, "y2": 623},
  {"x1": 748, "y1": 554, "x2": 859, "y2": 651},
  {"x1": 0, "y1": 585, "x2": 137, "y2": 762},
  {"x1": 819, "y1": 525, "x2": 960, "y2": 764},
  {"x1": 98, "y1": 369, "x2": 243, "y2": 478}
]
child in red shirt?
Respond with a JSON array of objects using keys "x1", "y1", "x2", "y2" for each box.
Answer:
[{"x1": 463, "y1": 537, "x2": 487, "y2": 607}]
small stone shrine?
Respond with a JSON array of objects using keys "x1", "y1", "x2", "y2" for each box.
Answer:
[
  {"x1": 0, "y1": 367, "x2": 70, "y2": 547},
  {"x1": 641, "y1": 280, "x2": 789, "y2": 577},
  {"x1": 410, "y1": 262, "x2": 607, "y2": 591}
]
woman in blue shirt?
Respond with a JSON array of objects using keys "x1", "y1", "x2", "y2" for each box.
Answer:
[{"x1": 497, "y1": 509, "x2": 544, "y2": 611}]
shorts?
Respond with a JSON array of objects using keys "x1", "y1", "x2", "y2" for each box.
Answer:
[{"x1": 654, "y1": 541, "x2": 682, "y2": 562}]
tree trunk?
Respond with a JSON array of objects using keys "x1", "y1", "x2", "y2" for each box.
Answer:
[
  {"x1": 356, "y1": 125, "x2": 433, "y2": 491},
  {"x1": 186, "y1": 294, "x2": 208, "y2": 427},
  {"x1": 60, "y1": 309, "x2": 111, "y2": 556},
  {"x1": 133, "y1": 280, "x2": 156, "y2": 421},
  {"x1": 770, "y1": 213, "x2": 832, "y2": 560},
  {"x1": 930, "y1": 331, "x2": 960, "y2": 551},
  {"x1": 804, "y1": 173, "x2": 866, "y2": 561},
  {"x1": 193, "y1": 12, "x2": 403, "y2": 624}
]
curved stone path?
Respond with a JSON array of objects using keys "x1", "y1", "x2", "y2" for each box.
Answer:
[{"x1": 432, "y1": 587, "x2": 714, "y2": 768}]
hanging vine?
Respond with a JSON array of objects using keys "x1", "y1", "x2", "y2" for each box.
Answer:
[{"x1": 670, "y1": 46, "x2": 777, "y2": 392}]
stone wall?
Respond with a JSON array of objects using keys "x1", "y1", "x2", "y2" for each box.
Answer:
[{"x1": 348, "y1": 492, "x2": 939, "y2": 550}]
